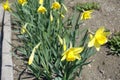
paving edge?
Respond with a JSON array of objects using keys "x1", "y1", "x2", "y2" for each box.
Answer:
[{"x1": 0, "y1": 4, "x2": 13, "y2": 80}]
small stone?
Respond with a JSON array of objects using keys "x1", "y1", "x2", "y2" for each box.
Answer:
[
  {"x1": 107, "y1": 78, "x2": 112, "y2": 80},
  {"x1": 88, "y1": 64, "x2": 92, "y2": 68}
]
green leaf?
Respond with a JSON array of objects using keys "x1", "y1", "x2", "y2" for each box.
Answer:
[{"x1": 54, "y1": 77, "x2": 62, "y2": 80}]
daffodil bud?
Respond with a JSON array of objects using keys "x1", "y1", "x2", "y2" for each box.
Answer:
[
  {"x1": 50, "y1": 12, "x2": 53, "y2": 22},
  {"x1": 28, "y1": 42, "x2": 41, "y2": 65}
]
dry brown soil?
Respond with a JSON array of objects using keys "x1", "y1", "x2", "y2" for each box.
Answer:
[
  {"x1": 67, "y1": 0, "x2": 120, "y2": 80},
  {"x1": 10, "y1": 0, "x2": 120, "y2": 80}
]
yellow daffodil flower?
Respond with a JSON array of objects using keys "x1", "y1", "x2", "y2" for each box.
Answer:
[
  {"x1": 80, "y1": 10, "x2": 93, "y2": 20},
  {"x1": 58, "y1": 35, "x2": 83, "y2": 61},
  {"x1": 18, "y1": 0, "x2": 27, "y2": 6},
  {"x1": 37, "y1": 6, "x2": 47, "y2": 14},
  {"x1": 61, "y1": 47, "x2": 84, "y2": 61},
  {"x1": 2, "y1": 0, "x2": 11, "y2": 11},
  {"x1": 88, "y1": 27, "x2": 110, "y2": 51},
  {"x1": 39, "y1": 0, "x2": 44, "y2": 5},
  {"x1": 51, "y1": 1, "x2": 61, "y2": 10},
  {"x1": 59, "y1": 37, "x2": 84, "y2": 61},
  {"x1": 28, "y1": 42, "x2": 41, "y2": 65}
]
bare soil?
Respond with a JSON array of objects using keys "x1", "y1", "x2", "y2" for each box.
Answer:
[
  {"x1": 69, "y1": 0, "x2": 120, "y2": 80},
  {"x1": 11, "y1": 0, "x2": 120, "y2": 80}
]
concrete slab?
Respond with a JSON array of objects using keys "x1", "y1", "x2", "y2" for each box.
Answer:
[
  {"x1": 2, "y1": 11, "x2": 11, "y2": 53},
  {"x1": 0, "y1": 4, "x2": 4, "y2": 23},
  {"x1": 0, "y1": 4, "x2": 13, "y2": 80},
  {"x1": 0, "y1": 4, "x2": 4, "y2": 29},
  {"x1": 1, "y1": 53, "x2": 13, "y2": 80}
]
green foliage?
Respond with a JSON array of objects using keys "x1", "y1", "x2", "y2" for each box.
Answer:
[
  {"x1": 76, "y1": 2, "x2": 100, "y2": 12},
  {"x1": 0, "y1": 0, "x2": 3, "y2": 3},
  {"x1": 107, "y1": 32, "x2": 120, "y2": 56},
  {"x1": 10, "y1": 0, "x2": 101, "y2": 79}
]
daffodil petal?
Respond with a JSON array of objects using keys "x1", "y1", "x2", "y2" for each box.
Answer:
[
  {"x1": 96, "y1": 47, "x2": 100, "y2": 51},
  {"x1": 94, "y1": 40, "x2": 101, "y2": 51},
  {"x1": 73, "y1": 47, "x2": 84, "y2": 54},
  {"x1": 80, "y1": 13, "x2": 84, "y2": 20},
  {"x1": 88, "y1": 38, "x2": 95, "y2": 47},
  {"x1": 61, "y1": 54, "x2": 66, "y2": 61},
  {"x1": 90, "y1": 34, "x2": 93, "y2": 40},
  {"x1": 62, "y1": 50, "x2": 68, "y2": 56},
  {"x1": 88, "y1": 10, "x2": 94, "y2": 13},
  {"x1": 96, "y1": 27, "x2": 105, "y2": 35},
  {"x1": 96, "y1": 35, "x2": 107, "y2": 45},
  {"x1": 75, "y1": 54, "x2": 81, "y2": 60},
  {"x1": 103, "y1": 32, "x2": 110, "y2": 36}
]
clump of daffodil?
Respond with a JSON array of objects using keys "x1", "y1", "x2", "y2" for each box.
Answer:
[
  {"x1": 80, "y1": 10, "x2": 93, "y2": 20},
  {"x1": 2, "y1": 0, "x2": 11, "y2": 11},
  {"x1": 51, "y1": 1, "x2": 61, "y2": 10},
  {"x1": 28, "y1": 42, "x2": 41, "y2": 65},
  {"x1": 37, "y1": 6, "x2": 47, "y2": 14},
  {"x1": 18, "y1": 0, "x2": 27, "y2": 6},
  {"x1": 88, "y1": 27, "x2": 110, "y2": 51}
]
